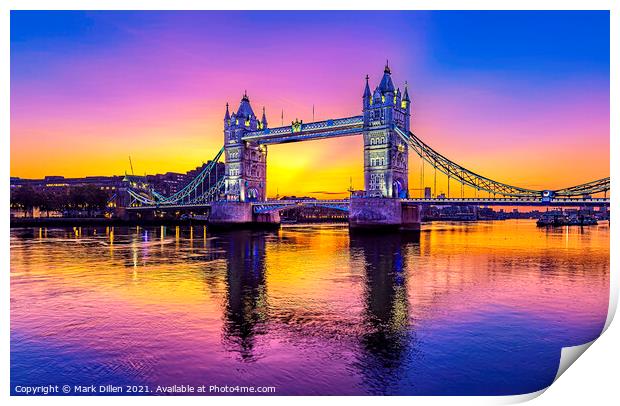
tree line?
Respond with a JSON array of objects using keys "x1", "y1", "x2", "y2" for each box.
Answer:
[{"x1": 10, "y1": 185, "x2": 111, "y2": 217}]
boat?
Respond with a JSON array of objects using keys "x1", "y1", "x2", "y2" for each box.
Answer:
[
  {"x1": 567, "y1": 213, "x2": 598, "y2": 226},
  {"x1": 537, "y1": 210, "x2": 598, "y2": 226},
  {"x1": 536, "y1": 211, "x2": 568, "y2": 227}
]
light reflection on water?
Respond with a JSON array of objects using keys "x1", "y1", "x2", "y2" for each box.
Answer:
[{"x1": 10, "y1": 220, "x2": 609, "y2": 395}]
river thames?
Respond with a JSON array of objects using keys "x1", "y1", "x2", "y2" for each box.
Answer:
[{"x1": 10, "y1": 220, "x2": 609, "y2": 395}]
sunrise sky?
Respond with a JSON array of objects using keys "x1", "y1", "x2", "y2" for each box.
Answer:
[{"x1": 10, "y1": 11, "x2": 609, "y2": 197}]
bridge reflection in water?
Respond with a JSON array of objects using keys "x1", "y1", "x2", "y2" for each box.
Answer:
[
  {"x1": 10, "y1": 222, "x2": 609, "y2": 395},
  {"x1": 351, "y1": 233, "x2": 419, "y2": 394},
  {"x1": 213, "y1": 231, "x2": 420, "y2": 372},
  {"x1": 221, "y1": 231, "x2": 269, "y2": 361}
]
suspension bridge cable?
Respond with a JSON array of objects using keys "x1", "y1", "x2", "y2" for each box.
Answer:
[{"x1": 394, "y1": 127, "x2": 609, "y2": 198}]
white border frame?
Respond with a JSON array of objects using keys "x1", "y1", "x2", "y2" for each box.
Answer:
[{"x1": 2, "y1": 2, "x2": 617, "y2": 405}]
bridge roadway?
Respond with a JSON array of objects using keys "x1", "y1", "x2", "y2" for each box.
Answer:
[
  {"x1": 402, "y1": 197, "x2": 610, "y2": 207},
  {"x1": 125, "y1": 197, "x2": 610, "y2": 213},
  {"x1": 242, "y1": 116, "x2": 364, "y2": 145}
]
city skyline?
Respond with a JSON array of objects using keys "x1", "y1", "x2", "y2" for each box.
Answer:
[{"x1": 11, "y1": 11, "x2": 610, "y2": 198}]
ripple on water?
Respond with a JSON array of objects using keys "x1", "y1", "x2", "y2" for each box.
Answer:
[{"x1": 10, "y1": 221, "x2": 609, "y2": 395}]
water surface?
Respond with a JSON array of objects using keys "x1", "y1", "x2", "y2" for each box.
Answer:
[{"x1": 10, "y1": 220, "x2": 609, "y2": 395}]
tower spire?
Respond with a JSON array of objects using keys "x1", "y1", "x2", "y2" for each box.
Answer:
[
  {"x1": 261, "y1": 106, "x2": 268, "y2": 128},
  {"x1": 224, "y1": 102, "x2": 230, "y2": 121},
  {"x1": 384, "y1": 59, "x2": 391, "y2": 74},
  {"x1": 236, "y1": 91, "x2": 255, "y2": 118},
  {"x1": 363, "y1": 74, "x2": 371, "y2": 99},
  {"x1": 403, "y1": 80, "x2": 410, "y2": 102},
  {"x1": 378, "y1": 63, "x2": 395, "y2": 93}
]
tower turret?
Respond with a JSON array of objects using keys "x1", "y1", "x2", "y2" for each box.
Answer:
[
  {"x1": 402, "y1": 81, "x2": 411, "y2": 131},
  {"x1": 402, "y1": 81, "x2": 411, "y2": 105},
  {"x1": 224, "y1": 102, "x2": 231, "y2": 128},
  {"x1": 363, "y1": 75, "x2": 371, "y2": 108},
  {"x1": 228, "y1": 91, "x2": 259, "y2": 131},
  {"x1": 377, "y1": 62, "x2": 395, "y2": 94},
  {"x1": 261, "y1": 106, "x2": 268, "y2": 129}
]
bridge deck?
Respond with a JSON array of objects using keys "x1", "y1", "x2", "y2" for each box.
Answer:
[
  {"x1": 242, "y1": 116, "x2": 364, "y2": 145},
  {"x1": 401, "y1": 197, "x2": 610, "y2": 206},
  {"x1": 126, "y1": 197, "x2": 609, "y2": 211}
]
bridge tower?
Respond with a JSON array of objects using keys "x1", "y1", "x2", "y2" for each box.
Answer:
[
  {"x1": 362, "y1": 63, "x2": 410, "y2": 198},
  {"x1": 350, "y1": 64, "x2": 419, "y2": 231},
  {"x1": 223, "y1": 93, "x2": 268, "y2": 202}
]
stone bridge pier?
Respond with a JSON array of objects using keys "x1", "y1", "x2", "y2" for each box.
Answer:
[
  {"x1": 349, "y1": 198, "x2": 420, "y2": 231},
  {"x1": 208, "y1": 201, "x2": 280, "y2": 230}
]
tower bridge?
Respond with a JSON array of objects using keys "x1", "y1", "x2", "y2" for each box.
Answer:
[{"x1": 122, "y1": 64, "x2": 610, "y2": 230}]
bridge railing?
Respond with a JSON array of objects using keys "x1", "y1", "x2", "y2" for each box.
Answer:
[
  {"x1": 242, "y1": 116, "x2": 364, "y2": 142},
  {"x1": 402, "y1": 197, "x2": 610, "y2": 203},
  {"x1": 252, "y1": 199, "x2": 351, "y2": 214}
]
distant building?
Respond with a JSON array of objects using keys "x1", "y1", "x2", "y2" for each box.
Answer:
[
  {"x1": 146, "y1": 172, "x2": 187, "y2": 196},
  {"x1": 279, "y1": 196, "x2": 317, "y2": 201},
  {"x1": 11, "y1": 175, "x2": 124, "y2": 192},
  {"x1": 11, "y1": 160, "x2": 224, "y2": 195},
  {"x1": 10, "y1": 159, "x2": 225, "y2": 213},
  {"x1": 181, "y1": 162, "x2": 225, "y2": 192},
  {"x1": 424, "y1": 187, "x2": 432, "y2": 199},
  {"x1": 279, "y1": 205, "x2": 348, "y2": 223}
]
